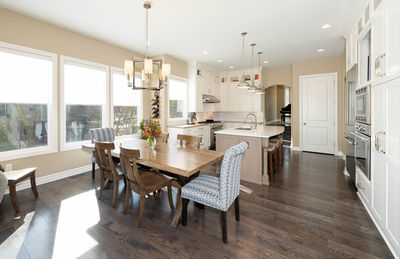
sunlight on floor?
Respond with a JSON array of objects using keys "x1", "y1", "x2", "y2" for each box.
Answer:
[
  {"x1": 52, "y1": 190, "x2": 100, "y2": 258},
  {"x1": 0, "y1": 212, "x2": 35, "y2": 258}
]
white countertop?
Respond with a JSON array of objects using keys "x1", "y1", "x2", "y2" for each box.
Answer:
[
  {"x1": 168, "y1": 124, "x2": 211, "y2": 129},
  {"x1": 215, "y1": 125, "x2": 285, "y2": 138}
]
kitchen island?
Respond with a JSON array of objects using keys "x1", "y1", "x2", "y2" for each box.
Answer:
[{"x1": 215, "y1": 125, "x2": 284, "y2": 185}]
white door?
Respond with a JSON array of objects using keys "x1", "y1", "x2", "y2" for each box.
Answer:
[{"x1": 301, "y1": 74, "x2": 336, "y2": 154}]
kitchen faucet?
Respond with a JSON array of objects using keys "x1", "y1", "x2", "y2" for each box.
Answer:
[{"x1": 245, "y1": 113, "x2": 257, "y2": 130}]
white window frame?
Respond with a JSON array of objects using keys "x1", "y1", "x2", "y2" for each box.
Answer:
[
  {"x1": 0, "y1": 42, "x2": 57, "y2": 161},
  {"x1": 168, "y1": 75, "x2": 188, "y2": 124},
  {"x1": 60, "y1": 55, "x2": 109, "y2": 151},
  {"x1": 110, "y1": 67, "x2": 143, "y2": 139}
]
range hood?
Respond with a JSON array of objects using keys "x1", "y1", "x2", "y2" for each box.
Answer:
[{"x1": 202, "y1": 94, "x2": 220, "y2": 103}]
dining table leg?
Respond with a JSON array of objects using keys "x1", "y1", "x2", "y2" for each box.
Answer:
[{"x1": 170, "y1": 175, "x2": 191, "y2": 227}]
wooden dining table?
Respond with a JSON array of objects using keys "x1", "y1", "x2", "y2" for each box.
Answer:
[{"x1": 82, "y1": 138, "x2": 225, "y2": 227}]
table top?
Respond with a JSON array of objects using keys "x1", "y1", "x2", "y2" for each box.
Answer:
[{"x1": 82, "y1": 138, "x2": 224, "y2": 178}]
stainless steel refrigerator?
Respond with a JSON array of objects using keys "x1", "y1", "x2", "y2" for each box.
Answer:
[{"x1": 344, "y1": 65, "x2": 357, "y2": 182}]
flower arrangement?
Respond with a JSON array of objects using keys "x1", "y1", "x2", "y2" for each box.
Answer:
[{"x1": 137, "y1": 118, "x2": 162, "y2": 149}]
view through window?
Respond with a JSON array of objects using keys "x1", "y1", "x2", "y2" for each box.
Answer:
[{"x1": 168, "y1": 77, "x2": 187, "y2": 119}]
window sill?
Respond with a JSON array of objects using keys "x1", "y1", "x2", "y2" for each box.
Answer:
[
  {"x1": 61, "y1": 140, "x2": 91, "y2": 152},
  {"x1": 0, "y1": 146, "x2": 58, "y2": 162}
]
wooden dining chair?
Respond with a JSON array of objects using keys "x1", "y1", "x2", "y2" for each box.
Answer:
[
  {"x1": 156, "y1": 133, "x2": 169, "y2": 144},
  {"x1": 94, "y1": 141, "x2": 125, "y2": 207},
  {"x1": 119, "y1": 146, "x2": 179, "y2": 227},
  {"x1": 89, "y1": 127, "x2": 115, "y2": 179},
  {"x1": 181, "y1": 142, "x2": 248, "y2": 243},
  {"x1": 177, "y1": 134, "x2": 202, "y2": 149}
]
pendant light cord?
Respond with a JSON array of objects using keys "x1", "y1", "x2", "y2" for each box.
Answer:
[{"x1": 146, "y1": 7, "x2": 149, "y2": 58}]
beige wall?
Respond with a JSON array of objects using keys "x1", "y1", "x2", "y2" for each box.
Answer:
[
  {"x1": 276, "y1": 85, "x2": 285, "y2": 118},
  {"x1": 291, "y1": 55, "x2": 345, "y2": 152},
  {"x1": 265, "y1": 86, "x2": 278, "y2": 122},
  {"x1": 0, "y1": 8, "x2": 149, "y2": 178},
  {"x1": 262, "y1": 66, "x2": 292, "y2": 87}
]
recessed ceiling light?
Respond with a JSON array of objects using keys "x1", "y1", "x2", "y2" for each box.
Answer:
[
  {"x1": 229, "y1": 66, "x2": 234, "y2": 69},
  {"x1": 203, "y1": 51, "x2": 208, "y2": 55},
  {"x1": 263, "y1": 61, "x2": 269, "y2": 64},
  {"x1": 321, "y1": 24, "x2": 331, "y2": 29},
  {"x1": 317, "y1": 48, "x2": 325, "y2": 52},
  {"x1": 217, "y1": 60, "x2": 223, "y2": 63}
]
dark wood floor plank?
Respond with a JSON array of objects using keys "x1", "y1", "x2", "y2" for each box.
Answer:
[{"x1": 0, "y1": 148, "x2": 393, "y2": 258}]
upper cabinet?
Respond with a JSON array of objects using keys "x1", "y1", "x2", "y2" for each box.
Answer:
[
  {"x1": 371, "y1": 0, "x2": 400, "y2": 80},
  {"x1": 346, "y1": 24, "x2": 358, "y2": 72}
]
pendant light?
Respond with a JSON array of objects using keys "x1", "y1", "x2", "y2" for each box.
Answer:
[
  {"x1": 248, "y1": 43, "x2": 259, "y2": 93},
  {"x1": 237, "y1": 32, "x2": 251, "y2": 89},
  {"x1": 254, "y1": 51, "x2": 265, "y2": 95},
  {"x1": 123, "y1": 2, "x2": 171, "y2": 91}
]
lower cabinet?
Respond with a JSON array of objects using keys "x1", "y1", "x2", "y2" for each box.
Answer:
[{"x1": 168, "y1": 125, "x2": 210, "y2": 149}]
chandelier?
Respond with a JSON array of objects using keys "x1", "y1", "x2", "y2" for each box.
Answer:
[
  {"x1": 123, "y1": 2, "x2": 171, "y2": 91},
  {"x1": 254, "y1": 52, "x2": 265, "y2": 95},
  {"x1": 237, "y1": 32, "x2": 251, "y2": 89},
  {"x1": 248, "y1": 43, "x2": 259, "y2": 93}
]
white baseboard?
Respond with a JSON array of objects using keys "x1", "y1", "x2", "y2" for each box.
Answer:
[
  {"x1": 4, "y1": 164, "x2": 94, "y2": 195},
  {"x1": 290, "y1": 146, "x2": 302, "y2": 151},
  {"x1": 357, "y1": 192, "x2": 399, "y2": 259}
]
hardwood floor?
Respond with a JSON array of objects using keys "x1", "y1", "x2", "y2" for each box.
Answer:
[{"x1": 0, "y1": 148, "x2": 393, "y2": 258}]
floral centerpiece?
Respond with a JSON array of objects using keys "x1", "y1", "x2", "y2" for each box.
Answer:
[{"x1": 138, "y1": 118, "x2": 162, "y2": 149}]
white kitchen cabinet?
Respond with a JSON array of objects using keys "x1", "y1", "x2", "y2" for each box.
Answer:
[
  {"x1": 167, "y1": 125, "x2": 210, "y2": 149},
  {"x1": 346, "y1": 24, "x2": 358, "y2": 72},
  {"x1": 188, "y1": 61, "x2": 220, "y2": 113},
  {"x1": 369, "y1": 77, "x2": 400, "y2": 257},
  {"x1": 371, "y1": 0, "x2": 400, "y2": 80}
]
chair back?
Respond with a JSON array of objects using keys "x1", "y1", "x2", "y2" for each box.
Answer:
[
  {"x1": 89, "y1": 127, "x2": 115, "y2": 143},
  {"x1": 94, "y1": 141, "x2": 116, "y2": 173},
  {"x1": 156, "y1": 133, "x2": 169, "y2": 143},
  {"x1": 219, "y1": 142, "x2": 248, "y2": 209},
  {"x1": 119, "y1": 147, "x2": 143, "y2": 187},
  {"x1": 177, "y1": 134, "x2": 201, "y2": 149}
]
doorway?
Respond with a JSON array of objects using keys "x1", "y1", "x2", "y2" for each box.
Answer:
[{"x1": 300, "y1": 73, "x2": 338, "y2": 155}]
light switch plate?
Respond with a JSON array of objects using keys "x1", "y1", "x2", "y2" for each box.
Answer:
[{"x1": 5, "y1": 164, "x2": 12, "y2": 172}]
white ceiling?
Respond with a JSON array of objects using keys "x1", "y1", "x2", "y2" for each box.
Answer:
[{"x1": 0, "y1": 0, "x2": 364, "y2": 70}]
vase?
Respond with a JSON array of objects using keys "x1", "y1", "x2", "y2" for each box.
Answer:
[{"x1": 147, "y1": 138, "x2": 156, "y2": 149}]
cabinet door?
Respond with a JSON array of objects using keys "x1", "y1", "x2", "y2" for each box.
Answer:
[
  {"x1": 371, "y1": 4, "x2": 386, "y2": 79},
  {"x1": 238, "y1": 136, "x2": 262, "y2": 184},
  {"x1": 371, "y1": 150, "x2": 386, "y2": 224},
  {"x1": 386, "y1": 160, "x2": 400, "y2": 251}
]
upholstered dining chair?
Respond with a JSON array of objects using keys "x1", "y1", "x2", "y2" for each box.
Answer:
[
  {"x1": 94, "y1": 141, "x2": 125, "y2": 207},
  {"x1": 181, "y1": 142, "x2": 248, "y2": 243},
  {"x1": 119, "y1": 146, "x2": 180, "y2": 227},
  {"x1": 89, "y1": 127, "x2": 115, "y2": 179}
]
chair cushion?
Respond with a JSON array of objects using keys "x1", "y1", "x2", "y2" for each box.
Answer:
[{"x1": 181, "y1": 175, "x2": 226, "y2": 211}]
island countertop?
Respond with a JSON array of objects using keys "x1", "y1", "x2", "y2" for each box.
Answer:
[{"x1": 215, "y1": 125, "x2": 284, "y2": 138}]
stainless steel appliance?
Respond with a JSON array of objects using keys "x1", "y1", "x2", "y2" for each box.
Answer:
[
  {"x1": 198, "y1": 120, "x2": 223, "y2": 150},
  {"x1": 202, "y1": 94, "x2": 220, "y2": 103},
  {"x1": 187, "y1": 112, "x2": 196, "y2": 125},
  {"x1": 344, "y1": 65, "x2": 357, "y2": 182},
  {"x1": 353, "y1": 122, "x2": 371, "y2": 180},
  {"x1": 355, "y1": 84, "x2": 371, "y2": 124}
]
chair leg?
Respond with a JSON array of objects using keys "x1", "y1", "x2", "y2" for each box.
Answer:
[
  {"x1": 268, "y1": 152, "x2": 273, "y2": 183},
  {"x1": 274, "y1": 149, "x2": 278, "y2": 174},
  {"x1": 92, "y1": 162, "x2": 95, "y2": 179},
  {"x1": 137, "y1": 195, "x2": 146, "y2": 227},
  {"x1": 9, "y1": 184, "x2": 20, "y2": 213},
  {"x1": 220, "y1": 211, "x2": 227, "y2": 243},
  {"x1": 167, "y1": 185, "x2": 174, "y2": 210},
  {"x1": 280, "y1": 143, "x2": 283, "y2": 165},
  {"x1": 30, "y1": 173, "x2": 39, "y2": 198},
  {"x1": 98, "y1": 170, "x2": 105, "y2": 200},
  {"x1": 112, "y1": 178, "x2": 119, "y2": 207},
  {"x1": 235, "y1": 196, "x2": 240, "y2": 222},
  {"x1": 182, "y1": 198, "x2": 188, "y2": 226},
  {"x1": 123, "y1": 184, "x2": 131, "y2": 214}
]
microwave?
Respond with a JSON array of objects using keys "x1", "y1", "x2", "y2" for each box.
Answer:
[{"x1": 355, "y1": 85, "x2": 371, "y2": 125}]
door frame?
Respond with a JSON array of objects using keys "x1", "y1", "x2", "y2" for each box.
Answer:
[{"x1": 299, "y1": 72, "x2": 338, "y2": 155}]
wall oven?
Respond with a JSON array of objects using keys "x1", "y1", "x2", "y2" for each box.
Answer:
[
  {"x1": 353, "y1": 123, "x2": 371, "y2": 180},
  {"x1": 355, "y1": 85, "x2": 371, "y2": 124}
]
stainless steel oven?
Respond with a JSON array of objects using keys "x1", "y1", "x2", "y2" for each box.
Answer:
[
  {"x1": 355, "y1": 85, "x2": 371, "y2": 124},
  {"x1": 353, "y1": 123, "x2": 371, "y2": 180}
]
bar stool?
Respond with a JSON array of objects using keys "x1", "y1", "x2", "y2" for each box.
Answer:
[
  {"x1": 270, "y1": 135, "x2": 283, "y2": 167},
  {"x1": 267, "y1": 142, "x2": 279, "y2": 183}
]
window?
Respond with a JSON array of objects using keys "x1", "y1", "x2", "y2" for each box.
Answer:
[
  {"x1": 61, "y1": 56, "x2": 109, "y2": 150},
  {"x1": 0, "y1": 42, "x2": 57, "y2": 160},
  {"x1": 168, "y1": 77, "x2": 187, "y2": 119},
  {"x1": 111, "y1": 68, "x2": 143, "y2": 137}
]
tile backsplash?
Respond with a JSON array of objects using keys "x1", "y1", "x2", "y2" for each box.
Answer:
[{"x1": 196, "y1": 112, "x2": 264, "y2": 123}]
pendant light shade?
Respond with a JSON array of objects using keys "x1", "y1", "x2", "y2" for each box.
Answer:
[
  {"x1": 254, "y1": 51, "x2": 265, "y2": 95},
  {"x1": 237, "y1": 32, "x2": 251, "y2": 89},
  {"x1": 248, "y1": 43, "x2": 258, "y2": 93}
]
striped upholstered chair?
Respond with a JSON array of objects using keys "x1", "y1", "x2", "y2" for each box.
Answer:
[
  {"x1": 89, "y1": 127, "x2": 115, "y2": 179},
  {"x1": 181, "y1": 142, "x2": 248, "y2": 243}
]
